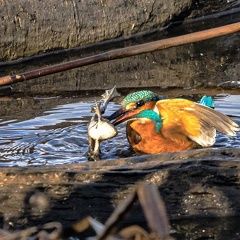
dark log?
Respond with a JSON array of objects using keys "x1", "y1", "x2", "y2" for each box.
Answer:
[
  {"x1": 0, "y1": 147, "x2": 240, "y2": 233},
  {"x1": 0, "y1": 22, "x2": 240, "y2": 87}
]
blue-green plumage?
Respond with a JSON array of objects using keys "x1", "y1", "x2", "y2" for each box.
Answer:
[
  {"x1": 134, "y1": 110, "x2": 162, "y2": 132},
  {"x1": 108, "y1": 90, "x2": 239, "y2": 155},
  {"x1": 121, "y1": 90, "x2": 164, "y2": 107},
  {"x1": 199, "y1": 95, "x2": 215, "y2": 108}
]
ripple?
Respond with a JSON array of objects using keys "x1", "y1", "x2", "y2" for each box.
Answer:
[{"x1": 0, "y1": 95, "x2": 239, "y2": 167}]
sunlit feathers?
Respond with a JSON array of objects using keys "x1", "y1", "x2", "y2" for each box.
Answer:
[{"x1": 109, "y1": 91, "x2": 240, "y2": 154}]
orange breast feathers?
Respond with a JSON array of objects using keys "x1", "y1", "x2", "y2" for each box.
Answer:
[
  {"x1": 125, "y1": 98, "x2": 239, "y2": 154},
  {"x1": 126, "y1": 117, "x2": 198, "y2": 154}
]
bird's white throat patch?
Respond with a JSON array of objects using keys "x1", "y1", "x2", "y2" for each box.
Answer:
[{"x1": 153, "y1": 105, "x2": 159, "y2": 115}]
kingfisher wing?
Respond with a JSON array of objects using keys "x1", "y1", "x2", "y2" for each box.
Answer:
[{"x1": 155, "y1": 99, "x2": 239, "y2": 147}]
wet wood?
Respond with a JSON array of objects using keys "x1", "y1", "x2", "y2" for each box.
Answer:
[
  {"x1": 0, "y1": 147, "x2": 240, "y2": 230},
  {"x1": 0, "y1": 184, "x2": 172, "y2": 239},
  {"x1": 1, "y1": 22, "x2": 239, "y2": 87},
  {"x1": 0, "y1": 2, "x2": 239, "y2": 95},
  {"x1": 1, "y1": 31, "x2": 239, "y2": 95}
]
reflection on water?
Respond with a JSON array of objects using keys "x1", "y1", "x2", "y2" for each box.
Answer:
[
  {"x1": 0, "y1": 93, "x2": 239, "y2": 167},
  {"x1": 213, "y1": 94, "x2": 240, "y2": 148}
]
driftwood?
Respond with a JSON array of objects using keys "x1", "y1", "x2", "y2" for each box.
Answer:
[
  {"x1": 0, "y1": 147, "x2": 240, "y2": 236},
  {"x1": 0, "y1": 184, "x2": 172, "y2": 240},
  {"x1": 0, "y1": 22, "x2": 239, "y2": 87}
]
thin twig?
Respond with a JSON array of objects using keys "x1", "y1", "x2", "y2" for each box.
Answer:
[{"x1": 0, "y1": 22, "x2": 239, "y2": 86}]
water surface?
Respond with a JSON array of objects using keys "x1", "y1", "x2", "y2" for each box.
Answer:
[{"x1": 0, "y1": 91, "x2": 239, "y2": 167}]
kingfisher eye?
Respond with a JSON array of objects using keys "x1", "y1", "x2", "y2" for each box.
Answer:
[{"x1": 135, "y1": 100, "x2": 145, "y2": 108}]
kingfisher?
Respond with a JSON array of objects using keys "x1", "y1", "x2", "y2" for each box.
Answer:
[{"x1": 108, "y1": 90, "x2": 240, "y2": 154}]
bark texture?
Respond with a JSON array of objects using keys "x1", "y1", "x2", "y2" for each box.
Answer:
[
  {"x1": 9, "y1": 34, "x2": 240, "y2": 94},
  {"x1": 0, "y1": 148, "x2": 240, "y2": 235}
]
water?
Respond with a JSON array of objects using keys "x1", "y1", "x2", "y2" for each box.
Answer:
[
  {"x1": 0, "y1": 91, "x2": 239, "y2": 167},
  {"x1": 0, "y1": 94, "x2": 127, "y2": 166},
  {"x1": 213, "y1": 94, "x2": 240, "y2": 148},
  {"x1": 0, "y1": 2, "x2": 239, "y2": 239}
]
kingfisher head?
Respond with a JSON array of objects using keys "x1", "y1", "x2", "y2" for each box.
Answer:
[{"x1": 108, "y1": 90, "x2": 164, "y2": 125}]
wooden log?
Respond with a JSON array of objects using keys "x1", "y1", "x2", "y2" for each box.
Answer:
[{"x1": 0, "y1": 147, "x2": 240, "y2": 230}]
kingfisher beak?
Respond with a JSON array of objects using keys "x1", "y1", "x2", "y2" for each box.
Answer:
[
  {"x1": 107, "y1": 107, "x2": 125, "y2": 121},
  {"x1": 107, "y1": 107, "x2": 137, "y2": 126}
]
